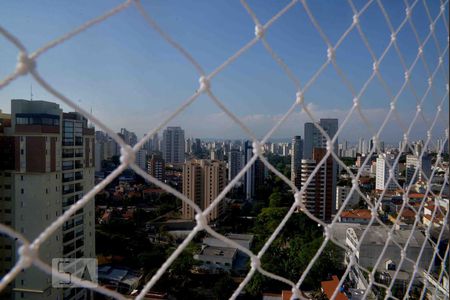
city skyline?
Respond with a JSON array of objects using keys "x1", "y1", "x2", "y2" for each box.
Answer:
[
  {"x1": 1, "y1": 1, "x2": 448, "y2": 142},
  {"x1": 0, "y1": 1, "x2": 448, "y2": 299}
]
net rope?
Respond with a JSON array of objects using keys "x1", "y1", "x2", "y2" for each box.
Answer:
[{"x1": 0, "y1": 0, "x2": 448, "y2": 299}]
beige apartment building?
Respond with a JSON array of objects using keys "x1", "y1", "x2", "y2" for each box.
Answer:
[
  {"x1": 181, "y1": 159, "x2": 227, "y2": 222},
  {"x1": 0, "y1": 100, "x2": 95, "y2": 300}
]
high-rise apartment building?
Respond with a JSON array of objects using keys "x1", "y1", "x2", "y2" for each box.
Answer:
[
  {"x1": 303, "y1": 119, "x2": 338, "y2": 159},
  {"x1": 61, "y1": 111, "x2": 96, "y2": 300},
  {"x1": 436, "y1": 138, "x2": 449, "y2": 154},
  {"x1": 120, "y1": 128, "x2": 137, "y2": 147},
  {"x1": 181, "y1": 160, "x2": 226, "y2": 221},
  {"x1": 0, "y1": 100, "x2": 95, "y2": 300},
  {"x1": 162, "y1": 127, "x2": 185, "y2": 164},
  {"x1": 303, "y1": 119, "x2": 338, "y2": 214},
  {"x1": 228, "y1": 148, "x2": 242, "y2": 182},
  {"x1": 0, "y1": 100, "x2": 63, "y2": 300},
  {"x1": 299, "y1": 148, "x2": 334, "y2": 222},
  {"x1": 336, "y1": 186, "x2": 360, "y2": 210},
  {"x1": 242, "y1": 141, "x2": 267, "y2": 201},
  {"x1": 135, "y1": 149, "x2": 148, "y2": 171},
  {"x1": 405, "y1": 154, "x2": 432, "y2": 184},
  {"x1": 148, "y1": 154, "x2": 165, "y2": 182},
  {"x1": 291, "y1": 136, "x2": 303, "y2": 189},
  {"x1": 375, "y1": 154, "x2": 398, "y2": 191}
]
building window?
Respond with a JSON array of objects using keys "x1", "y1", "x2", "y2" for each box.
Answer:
[
  {"x1": 21, "y1": 175, "x2": 24, "y2": 181},
  {"x1": 20, "y1": 149, "x2": 24, "y2": 155},
  {"x1": 5, "y1": 185, "x2": 11, "y2": 190},
  {"x1": 21, "y1": 188, "x2": 24, "y2": 194}
]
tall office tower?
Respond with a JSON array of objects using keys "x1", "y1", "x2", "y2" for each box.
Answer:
[
  {"x1": 362, "y1": 139, "x2": 367, "y2": 155},
  {"x1": 181, "y1": 160, "x2": 227, "y2": 221},
  {"x1": 242, "y1": 141, "x2": 267, "y2": 201},
  {"x1": 369, "y1": 137, "x2": 384, "y2": 154},
  {"x1": 281, "y1": 143, "x2": 290, "y2": 157},
  {"x1": 193, "y1": 138, "x2": 201, "y2": 153},
  {"x1": 300, "y1": 148, "x2": 334, "y2": 222},
  {"x1": 185, "y1": 138, "x2": 192, "y2": 154},
  {"x1": 162, "y1": 126, "x2": 185, "y2": 164},
  {"x1": 375, "y1": 153, "x2": 399, "y2": 191},
  {"x1": 435, "y1": 138, "x2": 449, "y2": 154},
  {"x1": 120, "y1": 128, "x2": 137, "y2": 146},
  {"x1": 151, "y1": 133, "x2": 160, "y2": 152},
  {"x1": 243, "y1": 141, "x2": 254, "y2": 200},
  {"x1": 0, "y1": 100, "x2": 95, "y2": 300},
  {"x1": 270, "y1": 143, "x2": 278, "y2": 155},
  {"x1": 94, "y1": 131, "x2": 114, "y2": 172},
  {"x1": 135, "y1": 149, "x2": 148, "y2": 171},
  {"x1": 399, "y1": 139, "x2": 410, "y2": 153},
  {"x1": 358, "y1": 138, "x2": 364, "y2": 154},
  {"x1": 210, "y1": 148, "x2": 224, "y2": 161},
  {"x1": 143, "y1": 134, "x2": 153, "y2": 152},
  {"x1": 405, "y1": 154, "x2": 432, "y2": 184},
  {"x1": 147, "y1": 154, "x2": 165, "y2": 182},
  {"x1": 228, "y1": 148, "x2": 242, "y2": 182},
  {"x1": 95, "y1": 131, "x2": 106, "y2": 172},
  {"x1": 106, "y1": 136, "x2": 119, "y2": 158},
  {"x1": 61, "y1": 112, "x2": 96, "y2": 300},
  {"x1": 412, "y1": 140, "x2": 424, "y2": 156},
  {"x1": 291, "y1": 136, "x2": 303, "y2": 189}
]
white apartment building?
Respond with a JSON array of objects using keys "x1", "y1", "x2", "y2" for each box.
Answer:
[{"x1": 375, "y1": 153, "x2": 398, "y2": 191}]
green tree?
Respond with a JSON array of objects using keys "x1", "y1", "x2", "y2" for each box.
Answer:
[{"x1": 269, "y1": 192, "x2": 282, "y2": 207}]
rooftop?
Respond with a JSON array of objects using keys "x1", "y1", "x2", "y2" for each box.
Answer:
[
  {"x1": 340, "y1": 209, "x2": 372, "y2": 220},
  {"x1": 400, "y1": 208, "x2": 416, "y2": 218},
  {"x1": 320, "y1": 275, "x2": 348, "y2": 300},
  {"x1": 225, "y1": 233, "x2": 254, "y2": 242},
  {"x1": 351, "y1": 227, "x2": 429, "y2": 248},
  {"x1": 199, "y1": 246, "x2": 237, "y2": 259}
]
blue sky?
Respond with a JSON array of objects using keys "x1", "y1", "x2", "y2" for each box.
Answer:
[{"x1": 0, "y1": 0, "x2": 448, "y2": 143}]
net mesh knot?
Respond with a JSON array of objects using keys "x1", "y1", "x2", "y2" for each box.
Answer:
[
  {"x1": 16, "y1": 52, "x2": 36, "y2": 76},
  {"x1": 18, "y1": 245, "x2": 37, "y2": 269},
  {"x1": 120, "y1": 145, "x2": 135, "y2": 165}
]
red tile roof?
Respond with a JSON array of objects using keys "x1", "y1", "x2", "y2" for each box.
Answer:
[
  {"x1": 408, "y1": 193, "x2": 426, "y2": 199},
  {"x1": 401, "y1": 208, "x2": 416, "y2": 218},
  {"x1": 321, "y1": 276, "x2": 348, "y2": 300},
  {"x1": 424, "y1": 214, "x2": 443, "y2": 222},
  {"x1": 282, "y1": 290, "x2": 292, "y2": 300},
  {"x1": 340, "y1": 209, "x2": 372, "y2": 219}
]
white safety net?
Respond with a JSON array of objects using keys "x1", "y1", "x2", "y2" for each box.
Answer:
[{"x1": 0, "y1": 0, "x2": 448, "y2": 299}]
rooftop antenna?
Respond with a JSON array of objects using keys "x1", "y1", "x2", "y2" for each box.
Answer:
[{"x1": 30, "y1": 83, "x2": 33, "y2": 101}]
